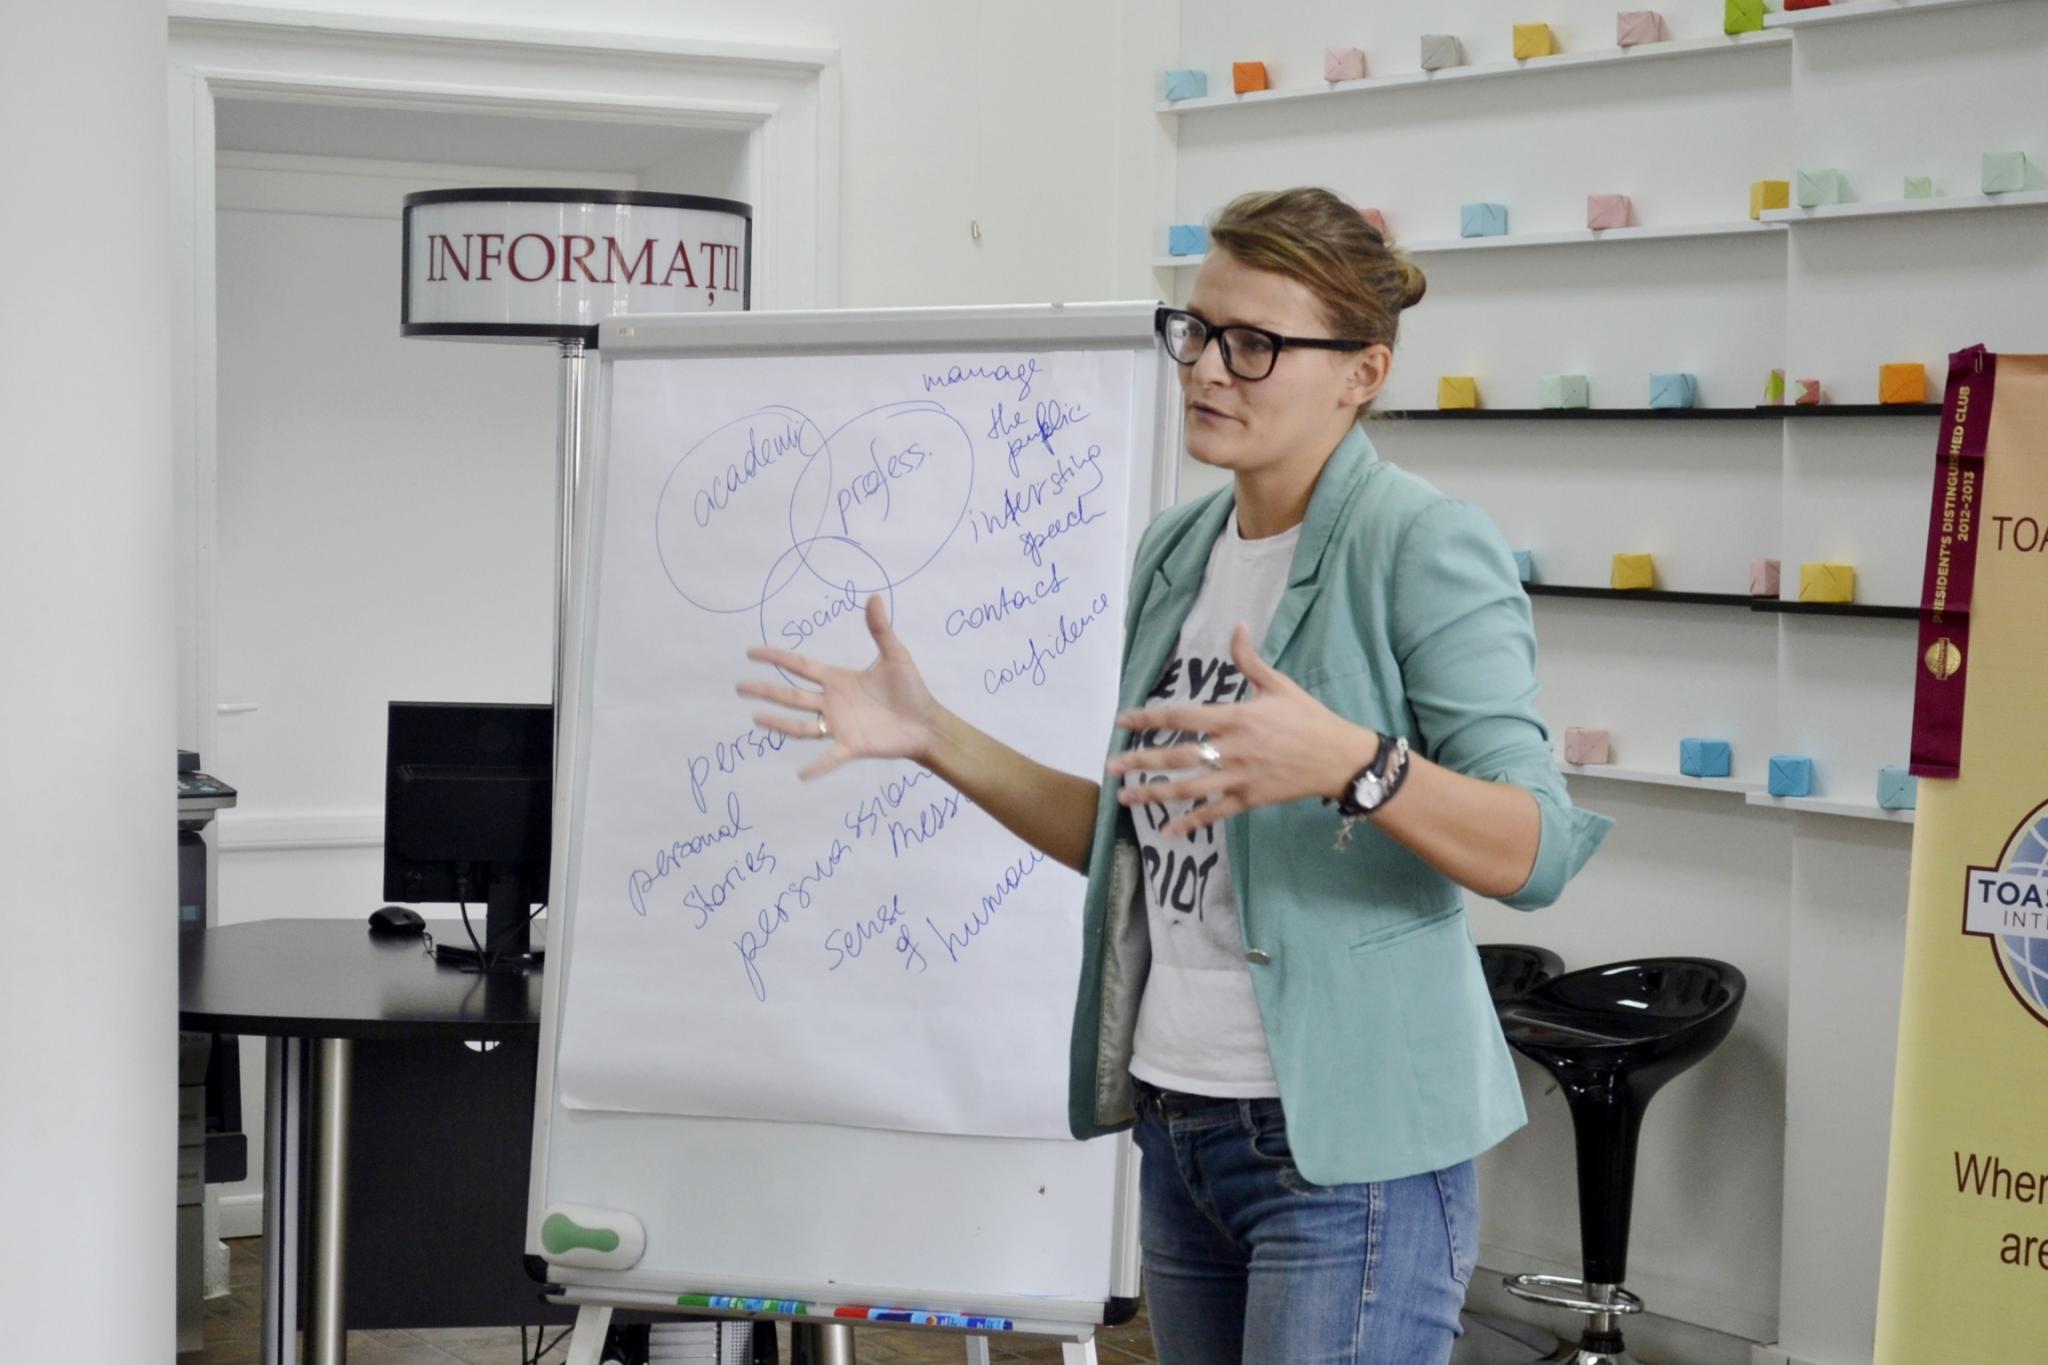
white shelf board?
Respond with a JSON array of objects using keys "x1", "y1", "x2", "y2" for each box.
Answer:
[
  {"x1": 1761, "y1": 188, "x2": 2048, "y2": 225},
  {"x1": 1152, "y1": 219, "x2": 1784, "y2": 269},
  {"x1": 1155, "y1": 31, "x2": 1790, "y2": 115},
  {"x1": 1764, "y1": 0, "x2": 2022, "y2": 28},
  {"x1": 1556, "y1": 761, "x2": 1761, "y2": 796},
  {"x1": 1744, "y1": 792, "x2": 1917, "y2": 823}
]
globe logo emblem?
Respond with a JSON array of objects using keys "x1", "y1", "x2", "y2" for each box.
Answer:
[
  {"x1": 1925, "y1": 637, "x2": 1964, "y2": 682},
  {"x1": 1964, "y1": 802, "x2": 2048, "y2": 1029}
]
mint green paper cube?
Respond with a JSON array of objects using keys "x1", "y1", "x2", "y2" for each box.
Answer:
[
  {"x1": 1983, "y1": 151, "x2": 2030, "y2": 195},
  {"x1": 1796, "y1": 168, "x2": 1846, "y2": 209},
  {"x1": 1539, "y1": 374, "x2": 1590, "y2": 409},
  {"x1": 1904, "y1": 176, "x2": 1935, "y2": 200}
]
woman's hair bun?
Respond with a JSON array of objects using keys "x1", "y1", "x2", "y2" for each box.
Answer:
[{"x1": 1395, "y1": 257, "x2": 1427, "y2": 311}]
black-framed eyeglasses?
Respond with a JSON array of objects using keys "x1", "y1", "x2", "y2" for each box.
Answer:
[{"x1": 1154, "y1": 306, "x2": 1367, "y2": 382}]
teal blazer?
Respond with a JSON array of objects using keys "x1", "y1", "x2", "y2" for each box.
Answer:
[{"x1": 1067, "y1": 425, "x2": 1613, "y2": 1185}]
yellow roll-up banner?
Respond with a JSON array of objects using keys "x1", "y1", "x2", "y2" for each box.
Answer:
[{"x1": 1875, "y1": 349, "x2": 2048, "y2": 1362}]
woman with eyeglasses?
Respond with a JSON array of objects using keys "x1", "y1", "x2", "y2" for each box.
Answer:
[{"x1": 739, "y1": 187, "x2": 1611, "y2": 1364}]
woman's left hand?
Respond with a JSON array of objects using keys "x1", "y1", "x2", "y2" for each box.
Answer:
[{"x1": 1105, "y1": 623, "x2": 1380, "y2": 840}]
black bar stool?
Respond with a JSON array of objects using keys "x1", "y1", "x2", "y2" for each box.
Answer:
[
  {"x1": 1477, "y1": 943, "x2": 1564, "y2": 1007},
  {"x1": 1495, "y1": 958, "x2": 1746, "y2": 1365}
]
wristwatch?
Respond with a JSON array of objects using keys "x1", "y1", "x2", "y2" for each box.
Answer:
[{"x1": 1334, "y1": 733, "x2": 1410, "y2": 817}]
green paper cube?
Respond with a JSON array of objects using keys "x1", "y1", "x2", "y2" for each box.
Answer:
[
  {"x1": 1796, "y1": 168, "x2": 1846, "y2": 209},
  {"x1": 1983, "y1": 151, "x2": 2029, "y2": 195},
  {"x1": 1904, "y1": 176, "x2": 1935, "y2": 200},
  {"x1": 1539, "y1": 374, "x2": 1590, "y2": 409},
  {"x1": 1725, "y1": 0, "x2": 1766, "y2": 34}
]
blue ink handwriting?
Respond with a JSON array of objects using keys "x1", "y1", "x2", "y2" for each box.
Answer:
[{"x1": 982, "y1": 592, "x2": 1113, "y2": 695}]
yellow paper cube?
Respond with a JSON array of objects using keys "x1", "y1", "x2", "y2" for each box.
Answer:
[
  {"x1": 1750, "y1": 179, "x2": 1790, "y2": 220},
  {"x1": 1611, "y1": 554, "x2": 1656, "y2": 591},
  {"x1": 1799, "y1": 562, "x2": 1856, "y2": 604},
  {"x1": 1880, "y1": 363, "x2": 1927, "y2": 405},
  {"x1": 1437, "y1": 376, "x2": 1480, "y2": 410},
  {"x1": 1513, "y1": 23, "x2": 1556, "y2": 59}
]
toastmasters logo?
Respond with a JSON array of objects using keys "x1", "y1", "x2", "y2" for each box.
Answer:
[{"x1": 1964, "y1": 800, "x2": 2048, "y2": 1029}]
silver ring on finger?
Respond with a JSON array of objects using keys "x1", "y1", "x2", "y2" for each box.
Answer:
[
  {"x1": 815, "y1": 714, "x2": 830, "y2": 739},
  {"x1": 1195, "y1": 738, "x2": 1225, "y2": 772}
]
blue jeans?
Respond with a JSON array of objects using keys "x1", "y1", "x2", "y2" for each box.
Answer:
[{"x1": 1132, "y1": 1083, "x2": 1479, "y2": 1365}]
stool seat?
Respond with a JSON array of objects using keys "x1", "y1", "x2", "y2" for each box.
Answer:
[{"x1": 1477, "y1": 943, "x2": 1564, "y2": 1008}]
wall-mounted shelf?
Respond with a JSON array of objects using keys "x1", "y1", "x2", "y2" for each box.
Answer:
[
  {"x1": 1156, "y1": 31, "x2": 1789, "y2": 116},
  {"x1": 1778, "y1": 404, "x2": 1943, "y2": 417},
  {"x1": 1765, "y1": 0, "x2": 2021, "y2": 29},
  {"x1": 1525, "y1": 585, "x2": 1757, "y2": 608},
  {"x1": 1744, "y1": 791, "x2": 1917, "y2": 824},
  {"x1": 1754, "y1": 600, "x2": 1920, "y2": 621},
  {"x1": 1761, "y1": 188, "x2": 2048, "y2": 226},
  {"x1": 1383, "y1": 407, "x2": 1781, "y2": 422},
  {"x1": 1556, "y1": 760, "x2": 1760, "y2": 796},
  {"x1": 1151, "y1": 219, "x2": 1782, "y2": 269}
]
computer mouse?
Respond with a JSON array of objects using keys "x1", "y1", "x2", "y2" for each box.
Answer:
[{"x1": 368, "y1": 905, "x2": 427, "y2": 936}]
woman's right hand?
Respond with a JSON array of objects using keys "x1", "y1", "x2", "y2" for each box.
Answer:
[{"x1": 737, "y1": 594, "x2": 942, "y2": 781}]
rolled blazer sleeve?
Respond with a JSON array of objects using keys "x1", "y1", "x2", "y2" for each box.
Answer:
[{"x1": 1388, "y1": 498, "x2": 1613, "y2": 910}]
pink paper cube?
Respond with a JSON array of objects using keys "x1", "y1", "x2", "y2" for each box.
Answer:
[
  {"x1": 1565, "y1": 728, "x2": 1612, "y2": 765},
  {"x1": 1587, "y1": 194, "x2": 1632, "y2": 230},
  {"x1": 1325, "y1": 46, "x2": 1368, "y2": 82},
  {"x1": 1617, "y1": 10, "x2": 1666, "y2": 46},
  {"x1": 1794, "y1": 378, "x2": 1824, "y2": 406},
  {"x1": 1359, "y1": 207, "x2": 1389, "y2": 236},
  {"x1": 1750, "y1": 558, "x2": 1781, "y2": 596}
]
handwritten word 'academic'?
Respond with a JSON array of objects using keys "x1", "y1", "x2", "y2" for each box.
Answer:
[{"x1": 694, "y1": 419, "x2": 816, "y2": 528}]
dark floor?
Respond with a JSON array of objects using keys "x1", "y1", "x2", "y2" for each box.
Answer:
[{"x1": 192, "y1": 1238, "x2": 1158, "y2": 1364}]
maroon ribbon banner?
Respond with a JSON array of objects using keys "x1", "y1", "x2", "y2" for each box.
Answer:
[{"x1": 1910, "y1": 345, "x2": 1994, "y2": 779}]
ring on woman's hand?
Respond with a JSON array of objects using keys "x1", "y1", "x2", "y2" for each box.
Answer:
[
  {"x1": 1195, "y1": 739, "x2": 1225, "y2": 771},
  {"x1": 814, "y1": 714, "x2": 830, "y2": 739}
]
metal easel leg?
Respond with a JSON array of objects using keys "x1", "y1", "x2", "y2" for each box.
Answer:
[
  {"x1": 790, "y1": 1321, "x2": 855, "y2": 1364},
  {"x1": 962, "y1": 1335, "x2": 993, "y2": 1365},
  {"x1": 563, "y1": 1305, "x2": 614, "y2": 1365},
  {"x1": 1059, "y1": 1338, "x2": 1099, "y2": 1364}
]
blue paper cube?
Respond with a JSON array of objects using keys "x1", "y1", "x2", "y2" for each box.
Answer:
[
  {"x1": 1460, "y1": 203, "x2": 1508, "y2": 239},
  {"x1": 1768, "y1": 754, "x2": 1815, "y2": 798},
  {"x1": 1878, "y1": 765, "x2": 1919, "y2": 811},
  {"x1": 1680, "y1": 738, "x2": 1732, "y2": 778},
  {"x1": 1513, "y1": 550, "x2": 1535, "y2": 583},
  {"x1": 1163, "y1": 68, "x2": 1208, "y2": 102},
  {"x1": 1650, "y1": 372, "x2": 1698, "y2": 409},
  {"x1": 1167, "y1": 224, "x2": 1209, "y2": 256}
]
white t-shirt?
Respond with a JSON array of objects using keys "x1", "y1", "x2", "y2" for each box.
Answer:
[{"x1": 1126, "y1": 511, "x2": 1301, "y2": 1098}]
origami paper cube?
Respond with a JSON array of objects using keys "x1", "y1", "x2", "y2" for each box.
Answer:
[
  {"x1": 1513, "y1": 549, "x2": 1536, "y2": 582},
  {"x1": 1167, "y1": 224, "x2": 1209, "y2": 256},
  {"x1": 1325, "y1": 46, "x2": 1368, "y2": 82},
  {"x1": 1880, "y1": 363, "x2": 1927, "y2": 406},
  {"x1": 1750, "y1": 558, "x2": 1780, "y2": 596},
  {"x1": 1437, "y1": 375, "x2": 1481, "y2": 410},
  {"x1": 1877, "y1": 765, "x2": 1919, "y2": 811},
  {"x1": 1650, "y1": 372, "x2": 1698, "y2": 409},
  {"x1": 1232, "y1": 61, "x2": 1269, "y2": 94},
  {"x1": 1540, "y1": 374, "x2": 1591, "y2": 408},
  {"x1": 1796, "y1": 168, "x2": 1847, "y2": 209},
  {"x1": 1461, "y1": 202, "x2": 1509, "y2": 238},
  {"x1": 1903, "y1": 176, "x2": 1935, "y2": 200},
  {"x1": 1793, "y1": 377, "x2": 1823, "y2": 405},
  {"x1": 1725, "y1": 0, "x2": 1765, "y2": 35},
  {"x1": 1514, "y1": 23, "x2": 1556, "y2": 59},
  {"x1": 1565, "y1": 728, "x2": 1612, "y2": 765},
  {"x1": 1764, "y1": 369, "x2": 1786, "y2": 405},
  {"x1": 1984, "y1": 151, "x2": 2030, "y2": 195},
  {"x1": 1750, "y1": 180, "x2": 1790, "y2": 220},
  {"x1": 1800, "y1": 562, "x2": 1856, "y2": 603},
  {"x1": 1611, "y1": 554, "x2": 1656, "y2": 591},
  {"x1": 1768, "y1": 755, "x2": 1815, "y2": 798},
  {"x1": 1617, "y1": 11, "x2": 1666, "y2": 46},
  {"x1": 1680, "y1": 739, "x2": 1732, "y2": 779},
  {"x1": 1162, "y1": 68, "x2": 1208, "y2": 102},
  {"x1": 1420, "y1": 34, "x2": 1464, "y2": 70},
  {"x1": 1359, "y1": 207, "x2": 1389, "y2": 236},
  {"x1": 1587, "y1": 194, "x2": 1632, "y2": 229}
]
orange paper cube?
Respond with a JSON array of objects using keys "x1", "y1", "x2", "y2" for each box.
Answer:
[
  {"x1": 1232, "y1": 62, "x2": 1268, "y2": 94},
  {"x1": 1880, "y1": 363, "x2": 1927, "y2": 405}
]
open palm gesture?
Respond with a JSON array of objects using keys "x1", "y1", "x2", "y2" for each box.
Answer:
[{"x1": 736, "y1": 595, "x2": 941, "y2": 780}]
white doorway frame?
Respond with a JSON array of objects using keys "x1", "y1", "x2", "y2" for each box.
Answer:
[{"x1": 167, "y1": 2, "x2": 840, "y2": 760}]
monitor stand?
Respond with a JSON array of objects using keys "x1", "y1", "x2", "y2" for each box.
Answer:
[{"x1": 433, "y1": 873, "x2": 543, "y2": 973}]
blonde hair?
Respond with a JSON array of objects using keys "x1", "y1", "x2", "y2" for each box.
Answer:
[{"x1": 1207, "y1": 188, "x2": 1426, "y2": 361}]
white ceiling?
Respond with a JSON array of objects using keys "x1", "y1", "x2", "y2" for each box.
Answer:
[{"x1": 212, "y1": 94, "x2": 744, "y2": 176}]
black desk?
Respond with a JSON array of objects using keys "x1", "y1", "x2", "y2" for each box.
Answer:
[{"x1": 180, "y1": 919, "x2": 551, "y2": 1365}]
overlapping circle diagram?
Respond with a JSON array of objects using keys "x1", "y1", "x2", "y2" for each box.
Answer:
[{"x1": 655, "y1": 400, "x2": 975, "y2": 680}]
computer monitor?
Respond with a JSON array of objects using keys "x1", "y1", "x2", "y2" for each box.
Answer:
[{"x1": 383, "y1": 701, "x2": 553, "y2": 971}]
